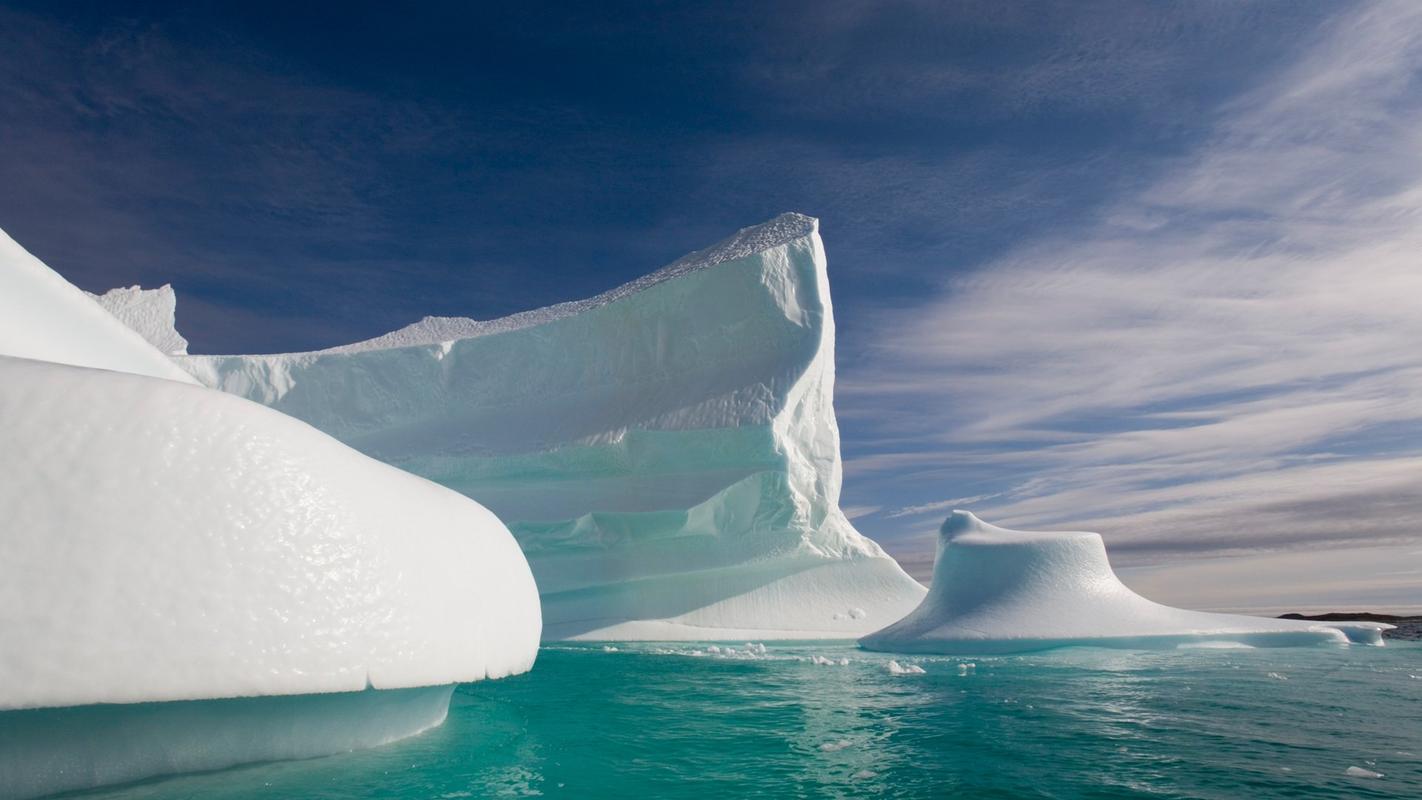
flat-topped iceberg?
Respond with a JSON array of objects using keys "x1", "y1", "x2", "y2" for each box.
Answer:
[
  {"x1": 174, "y1": 214, "x2": 927, "y2": 640},
  {"x1": 859, "y1": 511, "x2": 1391, "y2": 654},
  {"x1": 0, "y1": 230, "x2": 541, "y2": 798}
]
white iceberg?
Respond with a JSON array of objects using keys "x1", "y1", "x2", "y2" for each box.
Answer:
[
  {"x1": 859, "y1": 511, "x2": 1391, "y2": 654},
  {"x1": 0, "y1": 228, "x2": 197, "y2": 384},
  {"x1": 85, "y1": 284, "x2": 189, "y2": 354},
  {"x1": 172, "y1": 213, "x2": 926, "y2": 640},
  {"x1": 0, "y1": 231, "x2": 540, "y2": 798}
]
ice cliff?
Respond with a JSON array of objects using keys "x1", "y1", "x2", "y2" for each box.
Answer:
[
  {"x1": 0, "y1": 229, "x2": 541, "y2": 798},
  {"x1": 859, "y1": 511, "x2": 1391, "y2": 654},
  {"x1": 175, "y1": 213, "x2": 927, "y2": 640}
]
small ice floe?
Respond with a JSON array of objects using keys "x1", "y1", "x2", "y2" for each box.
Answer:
[
  {"x1": 819, "y1": 740, "x2": 853, "y2": 752},
  {"x1": 1266, "y1": 672, "x2": 1288, "y2": 681},
  {"x1": 887, "y1": 660, "x2": 926, "y2": 675},
  {"x1": 852, "y1": 770, "x2": 878, "y2": 780},
  {"x1": 1345, "y1": 766, "x2": 1384, "y2": 779},
  {"x1": 602, "y1": 645, "x2": 619, "y2": 652},
  {"x1": 957, "y1": 663, "x2": 976, "y2": 676},
  {"x1": 808, "y1": 655, "x2": 851, "y2": 666}
]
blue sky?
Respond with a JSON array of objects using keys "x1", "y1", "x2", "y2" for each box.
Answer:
[{"x1": 3, "y1": 1, "x2": 1419, "y2": 609}]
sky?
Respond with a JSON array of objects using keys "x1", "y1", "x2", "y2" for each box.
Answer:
[{"x1": 2, "y1": 1, "x2": 1418, "y2": 610}]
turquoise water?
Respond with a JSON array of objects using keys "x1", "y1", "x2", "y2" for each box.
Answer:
[{"x1": 74, "y1": 642, "x2": 1421, "y2": 799}]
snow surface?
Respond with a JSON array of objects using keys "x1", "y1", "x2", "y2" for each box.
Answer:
[
  {"x1": 859, "y1": 511, "x2": 1392, "y2": 654},
  {"x1": 86, "y1": 284, "x2": 189, "y2": 354},
  {"x1": 0, "y1": 685, "x2": 453, "y2": 800},
  {"x1": 0, "y1": 229, "x2": 197, "y2": 384},
  {"x1": 175, "y1": 213, "x2": 926, "y2": 640},
  {"x1": 0, "y1": 354, "x2": 540, "y2": 710}
]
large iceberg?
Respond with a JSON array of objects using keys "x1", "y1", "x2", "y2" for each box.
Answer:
[
  {"x1": 859, "y1": 511, "x2": 1391, "y2": 654},
  {"x1": 175, "y1": 213, "x2": 927, "y2": 640},
  {"x1": 0, "y1": 231, "x2": 540, "y2": 798}
]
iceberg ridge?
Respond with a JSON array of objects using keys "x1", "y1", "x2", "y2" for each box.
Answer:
[{"x1": 173, "y1": 214, "x2": 926, "y2": 639}]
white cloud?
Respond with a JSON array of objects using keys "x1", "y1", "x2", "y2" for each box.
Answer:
[{"x1": 844, "y1": 1, "x2": 1422, "y2": 595}]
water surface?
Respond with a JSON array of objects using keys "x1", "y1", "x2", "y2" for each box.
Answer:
[{"x1": 74, "y1": 641, "x2": 1422, "y2": 799}]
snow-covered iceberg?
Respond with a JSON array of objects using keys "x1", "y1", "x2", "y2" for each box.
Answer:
[
  {"x1": 859, "y1": 511, "x2": 1391, "y2": 654},
  {"x1": 0, "y1": 231, "x2": 540, "y2": 798},
  {"x1": 175, "y1": 213, "x2": 926, "y2": 640}
]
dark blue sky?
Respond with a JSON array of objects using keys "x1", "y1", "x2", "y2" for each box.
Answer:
[
  {"x1": 1, "y1": 1, "x2": 1325, "y2": 354},
  {"x1": 8, "y1": 1, "x2": 1419, "y2": 609}
]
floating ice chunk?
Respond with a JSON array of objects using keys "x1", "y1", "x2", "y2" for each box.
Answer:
[
  {"x1": 175, "y1": 214, "x2": 926, "y2": 640},
  {"x1": 1267, "y1": 672, "x2": 1288, "y2": 681},
  {"x1": 1345, "y1": 766, "x2": 1384, "y2": 779},
  {"x1": 957, "y1": 663, "x2": 976, "y2": 676},
  {"x1": 602, "y1": 646, "x2": 620, "y2": 653},
  {"x1": 819, "y1": 740, "x2": 853, "y2": 752},
  {"x1": 860, "y1": 512, "x2": 1394, "y2": 654},
  {"x1": 887, "y1": 660, "x2": 926, "y2": 675}
]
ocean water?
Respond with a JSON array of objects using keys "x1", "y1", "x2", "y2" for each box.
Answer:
[{"x1": 71, "y1": 641, "x2": 1421, "y2": 799}]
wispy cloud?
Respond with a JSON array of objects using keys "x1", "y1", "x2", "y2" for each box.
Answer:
[{"x1": 842, "y1": 1, "x2": 1422, "y2": 602}]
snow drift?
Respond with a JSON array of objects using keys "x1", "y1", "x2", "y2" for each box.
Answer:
[
  {"x1": 859, "y1": 511, "x2": 1391, "y2": 654},
  {"x1": 175, "y1": 213, "x2": 927, "y2": 640},
  {"x1": 0, "y1": 229, "x2": 540, "y2": 798}
]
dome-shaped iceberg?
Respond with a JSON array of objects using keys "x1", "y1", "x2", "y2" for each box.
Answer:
[
  {"x1": 859, "y1": 511, "x2": 1390, "y2": 654},
  {"x1": 0, "y1": 229, "x2": 541, "y2": 798}
]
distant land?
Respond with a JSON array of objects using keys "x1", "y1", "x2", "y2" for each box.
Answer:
[{"x1": 1280, "y1": 613, "x2": 1422, "y2": 641}]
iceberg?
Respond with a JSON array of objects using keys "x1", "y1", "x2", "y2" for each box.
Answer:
[
  {"x1": 0, "y1": 228, "x2": 197, "y2": 384},
  {"x1": 173, "y1": 213, "x2": 926, "y2": 640},
  {"x1": 0, "y1": 230, "x2": 540, "y2": 798},
  {"x1": 859, "y1": 511, "x2": 1391, "y2": 654},
  {"x1": 85, "y1": 284, "x2": 189, "y2": 354}
]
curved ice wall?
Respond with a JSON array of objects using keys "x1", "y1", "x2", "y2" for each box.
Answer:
[
  {"x1": 860, "y1": 511, "x2": 1390, "y2": 654},
  {"x1": 178, "y1": 214, "x2": 926, "y2": 639},
  {"x1": 0, "y1": 228, "x2": 541, "y2": 798}
]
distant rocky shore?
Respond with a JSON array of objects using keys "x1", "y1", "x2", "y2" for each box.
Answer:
[{"x1": 1279, "y1": 613, "x2": 1422, "y2": 641}]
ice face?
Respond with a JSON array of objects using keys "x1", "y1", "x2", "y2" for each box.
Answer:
[
  {"x1": 859, "y1": 511, "x2": 1393, "y2": 654},
  {"x1": 0, "y1": 355, "x2": 540, "y2": 711},
  {"x1": 0, "y1": 228, "x2": 197, "y2": 384},
  {"x1": 173, "y1": 214, "x2": 926, "y2": 639},
  {"x1": 0, "y1": 685, "x2": 454, "y2": 800},
  {"x1": 85, "y1": 284, "x2": 189, "y2": 355}
]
